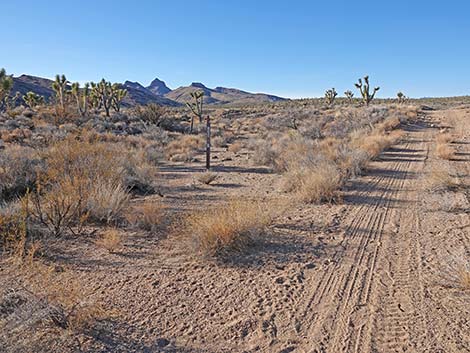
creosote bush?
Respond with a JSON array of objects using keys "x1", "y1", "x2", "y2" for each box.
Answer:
[{"x1": 25, "y1": 136, "x2": 156, "y2": 236}]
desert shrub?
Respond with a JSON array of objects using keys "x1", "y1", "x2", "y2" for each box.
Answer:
[
  {"x1": 436, "y1": 143, "x2": 454, "y2": 160},
  {"x1": 165, "y1": 135, "x2": 204, "y2": 162},
  {"x1": 283, "y1": 162, "x2": 342, "y2": 203},
  {"x1": 24, "y1": 137, "x2": 157, "y2": 235},
  {"x1": 185, "y1": 200, "x2": 273, "y2": 258},
  {"x1": 196, "y1": 172, "x2": 218, "y2": 185},
  {"x1": 131, "y1": 103, "x2": 167, "y2": 125},
  {"x1": 0, "y1": 146, "x2": 42, "y2": 202},
  {"x1": 125, "y1": 199, "x2": 165, "y2": 231},
  {"x1": 95, "y1": 228, "x2": 123, "y2": 253}
]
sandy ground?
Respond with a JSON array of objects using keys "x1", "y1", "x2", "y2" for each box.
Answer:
[{"x1": 1, "y1": 107, "x2": 469, "y2": 352}]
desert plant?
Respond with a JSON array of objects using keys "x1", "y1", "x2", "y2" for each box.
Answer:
[
  {"x1": 71, "y1": 82, "x2": 90, "y2": 116},
  {"x1": 111, "y1": 85, "x2": 127, "y2": 113},
  {"x1": 51, "y1": 74, "x2": 69, "y2": 111},
  {"x1": 397, "y1": 91, "x2": 406, "y2": 104},
  {"x1": 95, "y1": 228, "x2": 122, "y2": 253},
  {"x1": 186, "y1": 90, "x2": 204, "y2": 133},
  {"x1": 283, "y1": 162, "x2": 342, "y2": 203},
  {"x1": 0, "y1": 68, "x2": 14, "y2": 111},
  {"x1": 133, "y1": 103, "x2": 167, "y2": 125},
  {"x1": 196, "y1": 172, "x2": 218, "y2": 185},
  {"x1": 125, "y1": 200, "x2": 165, "y2": 231},
  {"x1": 355, "y1": 75, "x2": 380, "y2": 106},
  {"x1": 324, "y1": 88, "x2": 338, "y2": 106},
  {"x1": 436, "y1": 143, "x2": 454, "y2": 160},
  {"x1": 90, "y1": 79, "x2": 115, "y2": 117},
  {"x1": 23, "y1": 91, "x2": 44, "y2": 110},
  {"x1": 344, "y1": 90, "x2": 354, "y2": 103},
  {"x1": 185, "y1": 200, "x2": 273, "y2": 258}
]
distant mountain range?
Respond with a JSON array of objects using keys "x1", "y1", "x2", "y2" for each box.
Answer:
[{"x1": 11, "y1": 74, "x2": 286, "y2": 107}]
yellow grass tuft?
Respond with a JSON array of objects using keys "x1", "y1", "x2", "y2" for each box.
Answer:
[
  {"x1": 436, "y1": 143, "x2": 454, "y2": 160},
  {"x1": 95, "y1": 228, "x2": 123, "y2": 253},
  {"x1": 125, "y1": 200, "x2": 165, "y2": 231},
  {"x1": 185, "y1": 200, "x2": 274, "y2": 258}
]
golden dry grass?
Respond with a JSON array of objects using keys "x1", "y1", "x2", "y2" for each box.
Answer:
[
  {"x1": 196, "y1": 172, "x2": 219, "y2": 185},
  {"x1": 95, "y1": 228, "x2": 123, "y2": 253},
  {"x1": 436, "y1": 143, "x2": 455, "y2": 160},
  {"x1": 185, "y1": 200, "x2": 274, "y2": 257},
  {"x1": 228, "y1": 141, "x2": 243, "y2": 153},
  {"x1": 165, "y1": 135, "x2": 204, "y2": 162},
  {"x1": 436, "y1": 132, "x2": 454, "y2": 144},
  {"x1": 286, "y1": 163, "x2": 342, "y2": 204},
  {"x1": 125, "y1": 200, "x2": 165, "y2": 231}
]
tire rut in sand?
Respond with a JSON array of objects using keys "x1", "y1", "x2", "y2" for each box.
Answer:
[{"x1": 288, "y1": 122, "x2": 431, "y2": 353}]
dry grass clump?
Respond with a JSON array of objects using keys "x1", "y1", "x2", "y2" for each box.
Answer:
[
  {"x1": 436, "y1": 132, "x2": 454, "y2": 144},
  {"x1": 185, "y1": 200, "x2": 274, "y2": 258},
  {"x1": 283, "y1": 162, "x2": 342, "y2": 203},
  {"x1": 165, "y1": 135, "x2": 204, "y2": 162},
  {"x1": 86, "y1": 180, "x2": 130, "y2": 223},
  {"x1": 436, "y1": 142, "x2": 455, "y2": 160},
  {"x1": 353, "y1": 130, "x2": 403, "y2": 160},
  {"x1": 196, "y1": 172, "x2": 219, "y2": 185},
  {"x1": 95, "y1": 228, "x2": 123, "y2": 253},
  {"x1": 440, "y1": 250, "x2": 470, "y2": 291},
  {"x1": 424, "y1": 166, "x2": 459, "y2": 192},
  {"x1": 228, "y1": 141, "x2": 243, "y2": 153},
  {"x1": 125, "y1": 199, "x2": 165, "y2": 231}
]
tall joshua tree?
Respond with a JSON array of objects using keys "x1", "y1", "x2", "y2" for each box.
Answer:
[
  {"x1": 344, "y1": 90, "x2": 354, "y2": 104},
  {"x1": 355, "y1": 75, "x2": 380, "y2": 106},
  {"x1": 52, "y1": 74, "x2": 69, "y2": 111},
  {"x1": 71, "y1": 82, "x2": 90, "y2": 116},
  {"x1": 185, "y1": 90, "x2": 204, "y2": 134},
  {"x1": 111, "y1": 85, "x2": 127, "y2": 113},
  {"x1": 186, "y1": 90, "x2": 211, "y2": 170},
  {"x1": 0, "y1": 68, "x2": 13, "y2": 111},
  {"x1": 324, "y1": 88, "x2": 338, "y2": 107},
  {"x1": 91, "y1": 79, "x2": 113, "y2": 117}
]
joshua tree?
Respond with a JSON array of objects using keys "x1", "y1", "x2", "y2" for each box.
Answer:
[
  {"x1": 186, "y1": 90, "x2": 204, "y2": 134},
  {"x1": 186, "y1": 90, "x2": 211, "y2": 169},
  {"x1": 397, "y1": 91, "x2": 406, "y2": 104},
  {"x1": 111, "y1": 85, "x2": 127, "y2": 113},
  {"x1": 23, "y1": 91, "x2": 44, "y2": 109},
  {"x1": 91, "y1": 79, "x2": 113, "y2": 117},
  {"x1": 355, "y1": 75, "x2": 380, "y2": 106},
  {"x1": 324, "y1": 88, "x2": 338, "y2": 106},
  {"x1": 52, "y1": 74, "x2": 69, "y2": 111},
  {"x1": 71, "y1": 82, "x2": 90, "y2": 116},
  {"x1": 0, "y1": 68, "x2": 13, "y2": 111},
  {"x1": 344, "y1": 90, "x2": 354, "y2": 103}
]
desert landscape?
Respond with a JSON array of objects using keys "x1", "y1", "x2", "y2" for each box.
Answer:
[
  {"x1": 1, "y1": 2, "x2": 470, "y2": 352},
  {"x1": 0, "y1": 67, "x2": 469, "y2": 353}
]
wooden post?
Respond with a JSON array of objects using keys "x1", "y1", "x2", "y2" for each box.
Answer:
[{"x1": 206, "y1": 115, "x2": 211, "y2": 170}]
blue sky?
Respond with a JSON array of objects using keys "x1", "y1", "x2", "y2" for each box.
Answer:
[{"x1": 2, "y1": 0, "x2": 469, "y2": 98}]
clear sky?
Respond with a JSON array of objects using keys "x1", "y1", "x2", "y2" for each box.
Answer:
[{"x1": 2, "y1": 0, "x2": 469, "y2": 98}]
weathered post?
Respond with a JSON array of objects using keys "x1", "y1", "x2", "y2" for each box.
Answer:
[{"x1": 206, "y1": 115, "x2": 211, "y2": 170}]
